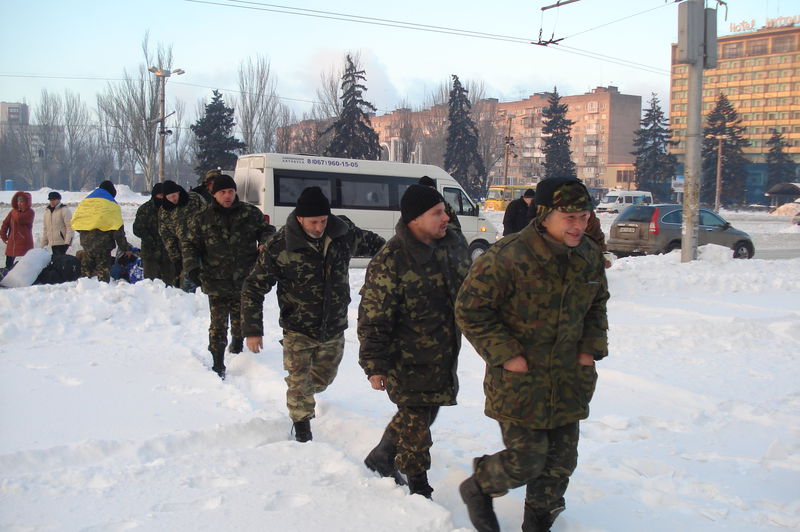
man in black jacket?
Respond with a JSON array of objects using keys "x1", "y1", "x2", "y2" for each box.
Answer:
[{"x1": 502, "y1": 188, "x2": 535, "y2": 235}]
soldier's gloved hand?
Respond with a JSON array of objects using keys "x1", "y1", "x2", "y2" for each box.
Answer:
[{"x1": 186, "y1": 268, "x2": 201, "y2": 287}]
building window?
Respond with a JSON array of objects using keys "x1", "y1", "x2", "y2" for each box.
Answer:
[
  {"x1": 747, "y1": 39, "x2": 769, "y2": 56},
  {"x1": 722, "y1": 42, "x2": 743, "y2": 58},
  {"x1": 586, "y1": 101, "x2": 598, "y2": 113},
  {"x1": 772, "y1": 35, "x2": 796, "y2": 53}
]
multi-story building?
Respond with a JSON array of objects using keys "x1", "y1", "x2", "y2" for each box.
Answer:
[
  {"x1": 0, "y1": 102, "x2": 30, "y2": 140},
  {"x1": 367, "y1": 86, "x2": 641, "y2": 191},
  {"x1": 669, "y1": 21, "x2": 800, "y2": 203}
]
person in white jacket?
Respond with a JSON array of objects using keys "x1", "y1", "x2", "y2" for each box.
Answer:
[{"x1": 41, "y1": 191, "x2": 73, "y2": 256}]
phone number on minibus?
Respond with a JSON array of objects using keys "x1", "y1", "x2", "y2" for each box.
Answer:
[{"x1": 306, "y1": 158, "x2": 359, "y2": 168}]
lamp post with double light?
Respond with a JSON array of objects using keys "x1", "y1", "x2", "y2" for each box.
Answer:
[{"x1": 148, "y1": 66, "x2": 184, "y2": 183}]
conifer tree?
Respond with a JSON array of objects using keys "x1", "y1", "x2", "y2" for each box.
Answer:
[
  {"x1": 542, "y1": 87, "x2": 576, "y2": 180},
  {"x1": 322, "y1": 55, "x2": 381, "y2": 160},
  {"x1": 701, "y1": 93, "x2": 750, "y2": 206},
  {"x1": 632, "y1": 93, "x2": 677, "y2": 202},
  {"x1": 191, "y1": 90, "x2": 245, "y2": 174},
  {"x1": 444, "y1": 74, "x2": 486, "y2": 198},
  {"x1": 765, "y1": 129, "x2": 797, "y2": 190}
]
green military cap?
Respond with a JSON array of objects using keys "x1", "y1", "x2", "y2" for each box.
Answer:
[{"x1": 535, "y1": 177, "x2": 593, "y2": 221}]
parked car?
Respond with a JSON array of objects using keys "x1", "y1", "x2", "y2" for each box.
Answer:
[{"x1": 607, "y1": 204, "x2": 755, "y2": 259}]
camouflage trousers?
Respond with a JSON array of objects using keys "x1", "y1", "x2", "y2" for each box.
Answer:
[
  {"x1": 141, "y1": 254, "x2": 174, "y2": 286},
  {"x1": 208, "y1": 293, "x2": 242, "y2": 363},
  {"x1": 474, "y1": 421, "x2": 579, "y2": 514},
  {"x1": 80, "y1": 250, "x2": 112, "y2": 282},
  {"x1": 382, "y1": 405, "x2": 440, "y2": 476},
  {"x1": 282, "y1": 330, "x2": 344, "y2": 422}
]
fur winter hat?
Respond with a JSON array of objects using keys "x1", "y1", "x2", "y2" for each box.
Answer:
[
  {"x1": 401, "y1": 184, "x2": 444, "y2": 224},
  {"x1": 211, "y1": 174, "x2": 237, "y2": 194},
  {"x1": 99, "y1": 180, "x2": 117, "y2": 198},
  {"x1": 295, "y1": 186, "x2": 331, "y2": 217}
]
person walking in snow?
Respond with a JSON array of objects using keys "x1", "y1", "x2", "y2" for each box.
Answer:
[
  {"x1": 158, "y1": 180, "x2": 206, "y2": 290},
  {"x1": 71, "y1": 181, "x2": 132, "y2": 282},
  {"x1": 455, "y1": 177, "x2": 609, "y2": 532},
  {"x1": 241, "y1": 186, "x2": 384, "y2": 443},
  {"x1": 1, "y1": 190, "x2": 35, "y2": 270},
  {"x1": 41, "y1": 191, "x2": 73, "y2": 256},
  {"x1": 357, "y1": 184, "x2": 470, "y2": 499},
  {"x1": 182, "y1": 174, "x2": 275, "y2": 381}
]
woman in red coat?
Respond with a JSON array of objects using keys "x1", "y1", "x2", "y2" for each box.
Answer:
[{"x1": 1, "y1": 191, "x2": 35, "y2": 269}]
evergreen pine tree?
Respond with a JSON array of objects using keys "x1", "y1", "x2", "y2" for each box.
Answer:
[
  {"x1": 701, "y1": 93, "x2": 750, "y2": 207},
  {"x1": 191, "y1": 90, "x2": 246, "y2": 174},
  {"x1": 542, "y1": 87, "x2": 576, "y2": 180},
  {"x1": 632, "y1": 93, "x2": 676, "y2": 202},
  {"x1": 765, "y1": 129, "x2": 797, "y2": 190},
  {"x1": 444, "y1": 75, "x2": 486, "y2": 198},
  {"x1": 322, "y1": 55, "x2": 381, "y2": 160}
]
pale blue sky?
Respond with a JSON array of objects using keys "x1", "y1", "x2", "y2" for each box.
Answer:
[{"x1": 0, "y1": 0, "x2": 787, "y2": 119}]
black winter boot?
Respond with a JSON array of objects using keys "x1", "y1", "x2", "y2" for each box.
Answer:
[
  {"x1": 293, "y1": 419, "x2": 312, "y2": 442},
  {"x1": 364, "y1": 430, "x2": 407, "y2": 486},
  {"x1": 459, "y1": 476, "x2": 500, "y2": 532},
  {"x1": 407, "y1": 472, "x2": 433, "y2": 499},
  {"x1": 228, "y1": 337, "x2": 243, "y2": 354},
  {"x1": 521, "y1": 505, "x2": 565, "y2": 532},
  {"x1": 211, "y1": 351, "x2": 226, "y2": 380}
]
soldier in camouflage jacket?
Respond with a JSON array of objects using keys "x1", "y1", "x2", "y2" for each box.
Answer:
[
  {"x1": 455, "y1": 177, "x2": 609, "y2": 532},
  {"x1": 158, "y1": 180, "x2": 206, "y2": 288},
  {"x1": 358, "y1": 184, "x2": 470, "y2": 499},
  {"x1": 241, "y1": 186, "x2": 384, "y2": 442},
  {"x1": 182, "y1": 175, "x2": 275, "y2": 379},
  {"x1": 132, "y1": 183, "x2": 173, "y2": 284}
]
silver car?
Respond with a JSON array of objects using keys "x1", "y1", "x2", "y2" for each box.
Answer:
[{"x1": 607, "y1": 204, "x2": 755, "y2": 259}]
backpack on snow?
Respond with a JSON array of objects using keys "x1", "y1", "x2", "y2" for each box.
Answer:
[{"x1": 34, "y1": 254, "x2": 82, "y2": 285}]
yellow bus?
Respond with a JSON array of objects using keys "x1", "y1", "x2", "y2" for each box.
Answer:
[{"x1": 483, "y1": 185, "x2": 537, "y2": 211}]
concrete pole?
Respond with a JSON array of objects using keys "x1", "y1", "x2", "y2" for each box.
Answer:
[
  {"x1": 714, "y1": 136, "x2": 723, "y2": 212},
  {"x1": 158, "y1": 75, "x2": 166, "y2": 184}
]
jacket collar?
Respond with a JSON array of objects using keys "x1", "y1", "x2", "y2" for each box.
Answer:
[
  {"x1": 284, "y1": 210, "x2": 348, "y2": 252},
  {"x1": 394, "y1": 219, "x2": 459, "y2": 264}
]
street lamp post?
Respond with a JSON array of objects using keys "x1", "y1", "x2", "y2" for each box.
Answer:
[
  {"x1": 708, "y1": 133, "x2": 729, "y2": 212},
  {"x1": 148, "y1": 66, "x2": 185, "y2": 183}
]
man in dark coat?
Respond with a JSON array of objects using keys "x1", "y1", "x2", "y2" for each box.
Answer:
[
  {"x1": 455, "y1": 177, "x2": 609, "y2": 532},
  {"x1": 191, "y1": 168, "x2": 219, "y2": 204},
  {"x1": 133, "y1": 183, "x2": 173, "y2": 284},
  {"x1": 159, "y1": 180, "x2": 206, "y2": 289},
  {"x1": 358, "y1": 184, "x2": 471, "y2": 498},
  {"x1": 502, "y1": 188, "x2": 535, "y2": 236},
  {"x1": 182, "y1": 175, "x2": 275, "y2": 380},
  {"x1": 241, "y1": 186, "x2": 385, "y2": 442}
]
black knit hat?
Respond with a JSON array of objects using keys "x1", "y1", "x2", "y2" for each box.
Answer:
[
  {"x1": 48, "y1": 191, "x2": 61, "y2": 200},
  {"x1": 523, "y1": 188, "x2": 536, "y2": 198},
  {"x1": 401, "y1": 184, "x2": 444, "y2": 224},
  {"x1": 162, "y1": 180, "x2": 182, "y2": 196},
  {"x1": 151, "y1": 182, "x2": 164, "y2": 196},
  {"x1": 211, "y1": 174, "x2": 237, "y2": 194},
  {"x1": 295, "y1": 186, "x2": 331, "y2": 217},
  {"x1": 99, "y1": 180, "x2": 117, "y2": 198},
  {"x1": 418, "y1": 175, "x2": 436, "y2": 188}
]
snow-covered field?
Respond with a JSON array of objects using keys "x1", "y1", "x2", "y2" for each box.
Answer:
[{"x1": 1, "y1": 189, "x2": 799, "y2": 531}]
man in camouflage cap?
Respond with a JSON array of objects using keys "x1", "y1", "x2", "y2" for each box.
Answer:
[
  {"x1": 241, "y1": 186, "x2": 384, "y2": 442},
  {"x1": 182, "y1": 174, "x2": 276, "y2": 380},
  {"x1": 192, "y1": 168, "x2": 221, "y2": 204},
  {"x1": 455, "y1": 176, "x2": 609, "y2": 531},
  {"x1": 358, "y1": 184, "x2": 471, "y2": 499}
]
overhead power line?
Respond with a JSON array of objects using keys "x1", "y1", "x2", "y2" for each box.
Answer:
[{"x1": 185, "y1": 0, "x2": 671, "y2": 76}]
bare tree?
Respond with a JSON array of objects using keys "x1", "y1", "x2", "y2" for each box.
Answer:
[
  {"x1": 168, "y1": 98, "x2": 193, "y2": 186},
  {"x1": 36, "y1": 89, "x2": 65, "y2": 188},
  {"x1": 62, "y1": 90, "x2": 91, "y2": 191},
  {"x1": 274, "y1": 103, "x2": 296, "y2": 153},
  {"x1": 96, "y1": 32, "x2": 171, "y2": 190},
  {"x1": 237, "y1": 55, "x2": 282, "y2": 153},
  {"x1": 0, "y1": 123, "x2": 36, "y2": 188}
]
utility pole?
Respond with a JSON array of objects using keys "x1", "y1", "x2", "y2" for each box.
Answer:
[
  {"x1": 502, "y1": 114, "x2": 515, "y2": 186},
  {"x1": 710, "y1": 133, "x2": 729, "y2": 212},
  {"x1": 676, "y1": 0, "x2": 716, "y2": 262},
  {"x1": 148, "y1": 66, "x2": 185, "y2": 184}
]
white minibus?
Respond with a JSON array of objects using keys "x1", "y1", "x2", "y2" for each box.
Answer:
[
  {"x1": 233, "y1": 153, "x2": 499, "y2": 259},
  {"x1": 596, "y1": 190, "x2": 654, "y2": 213}
]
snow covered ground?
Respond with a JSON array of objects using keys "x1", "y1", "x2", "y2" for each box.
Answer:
[{"x1": 1, "y1": 189, "x2": 799, "y2": 531}]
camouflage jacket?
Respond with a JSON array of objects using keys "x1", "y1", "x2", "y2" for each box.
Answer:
[
  {"x1": 132, "y1": 198, "x2": 166, "y2": 261},
  {"x1": 78, "y1": 227, "x2": 130, "y2": 255},
  {"x1": 241, "y1": 212, "x2": 385, "y2": 341},
  {"x1": 181, "y1": 198, "x2": 275, "y2": 297},
  {"x1": 358, "y1": 220, "x2": 471, "y2": 407},
  {"x1": 158, "y1": 190, "x2": 206, "y2": 263},
  {"x1": 455, "y1": 223, "x2": 609, "y2": 429}
]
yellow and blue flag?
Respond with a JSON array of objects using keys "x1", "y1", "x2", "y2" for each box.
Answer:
[{"x1": 71, "y1": 188, "x2": 123, "y2": 231}]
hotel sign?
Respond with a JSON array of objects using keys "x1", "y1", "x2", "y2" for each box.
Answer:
[{"x1": 730, "y1": 15, "x2": 799, "y2": 33}]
